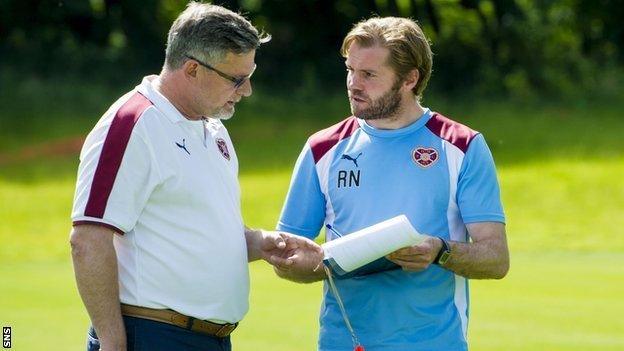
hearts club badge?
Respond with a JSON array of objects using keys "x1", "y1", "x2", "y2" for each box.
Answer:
[
  {"x1": 216, "y1": 138, "x2": 231, "y2": 160},
  {"x1": 412, "y1": 147, "x2": 438, "y2": 168}
]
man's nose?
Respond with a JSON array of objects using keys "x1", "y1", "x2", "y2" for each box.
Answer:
[
  {"x1": 347, "y1": 71, "x2": 364, "y2": 90},
  {"x1": 237, "y1": 79, "x2": 252, "y2": 97}
]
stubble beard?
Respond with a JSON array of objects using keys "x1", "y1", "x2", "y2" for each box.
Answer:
[
  {"x1": 212, "y1": 108, "x2": 234, "y2": 120},
  {"x1": 208, "y1": 105, "x2": 235, "y2": 120},
  {"x1": 350, "y1": 80, "x2": 403, "y2": 120}
]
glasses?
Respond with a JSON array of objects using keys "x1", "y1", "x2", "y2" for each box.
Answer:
[{"x1": 185, "y1": 54, "x2": 255, "y2": 89}]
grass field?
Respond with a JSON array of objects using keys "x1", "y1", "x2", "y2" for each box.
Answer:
[{"x1": 1, "y1": 79, "x2": 623, "y2": 350}]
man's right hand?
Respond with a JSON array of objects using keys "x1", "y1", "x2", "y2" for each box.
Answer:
[
  {"x1": 70, "y1": 224, "x2": 127, "y2": 351},
  {"x1": 97, "y1": 340, "x2": 127, "y2": 351}
]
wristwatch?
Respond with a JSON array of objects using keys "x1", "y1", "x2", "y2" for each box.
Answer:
[{"x1": 433, "y1": 237, "x2": 451, "y2": 265}]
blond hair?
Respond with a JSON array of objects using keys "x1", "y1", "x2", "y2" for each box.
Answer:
[{"x1": 341, "y1": 17, "x2": 432, "y2": 99}]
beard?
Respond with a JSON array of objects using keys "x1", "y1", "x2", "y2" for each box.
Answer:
[
  {"x1": 209, "y1": 104, "x2": 235, "y2": 120},
  {"x1": 349, "y1": 79, "x2": 403, "y2": 120},
  {"x1": 212, "y1": 109, "x2": 234, "y2": 120}
]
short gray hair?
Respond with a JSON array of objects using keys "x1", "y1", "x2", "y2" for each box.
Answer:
[{"x1": 165, "y1": 2, "x2": 271, "y2": 70}]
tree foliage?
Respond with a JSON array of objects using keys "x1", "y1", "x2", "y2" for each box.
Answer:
[{"x1": 1, "y1": 0, "x2": 622, "y2": 97}]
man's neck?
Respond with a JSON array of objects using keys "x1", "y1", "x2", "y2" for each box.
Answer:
[
  {"x1": 366, "y1": 98, "x2": 425, "y2": 130},
  {"x1": 153, "y1": 72, "x2": 202, "y2": 121}
]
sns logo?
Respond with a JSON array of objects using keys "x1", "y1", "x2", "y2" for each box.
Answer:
[{"x1": 3, "y1": 326, "x2": 11, "y2": 349}]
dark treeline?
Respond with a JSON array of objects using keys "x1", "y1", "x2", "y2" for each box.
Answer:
[{"x1": 1, "y1": 0, "x2": 623, "y2": 98}]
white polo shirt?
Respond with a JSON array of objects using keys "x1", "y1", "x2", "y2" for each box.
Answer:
[{"x1": 72, "y1": 76, "x2": 249, "y2": 323}]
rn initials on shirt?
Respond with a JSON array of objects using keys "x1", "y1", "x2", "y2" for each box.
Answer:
[{"x1": 338, "y1": 170, "x2": 360, "y2": 188}]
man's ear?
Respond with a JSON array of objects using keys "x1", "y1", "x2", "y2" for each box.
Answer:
[
  {"x1": 183, "y1": 60, "x2": 199, "y2": 79},
  {"x1": 403, "y1": 68, "x2": 419, "y2": 91}
]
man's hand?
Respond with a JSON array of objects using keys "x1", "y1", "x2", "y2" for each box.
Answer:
[
  {"x1": 268, "y1": 233, "x2": 324, "y2": 268},
  {"x1": 255, "y1": 230, "x2": 288, "y2": 263},
  {"x1": 270, "y1": 233, "x2": 326, "y2": 283},
  {"x1": 70, "y1": 224, "x2": 127, "y2": 350},
  {"x1": 386, "y1": 236, "x2": 442, "y2": 272},
  {"x1": 246, "y1": 228, "x2": 285, "y2": 262},
  {"x1": 387, "y1": 223, "x2": 510, "y2": 279}
]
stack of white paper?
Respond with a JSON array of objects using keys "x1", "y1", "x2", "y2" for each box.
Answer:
[{"x1": 322, "y1": 215, "x2": 427, "y2": 274}]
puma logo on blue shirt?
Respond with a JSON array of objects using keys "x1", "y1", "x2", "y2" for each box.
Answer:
[{"x1": 341, "y1": 152, "x2": 362, "y2": 167}]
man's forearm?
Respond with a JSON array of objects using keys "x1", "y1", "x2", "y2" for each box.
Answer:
[
  {"x1": 274, "y1": 264, "x2": 326, "y2": 283},
  {"x1": 70, "y1": 226, "x2": 126, "y2": 350},
  {"x1": 244, "y1": 226, "x2": 263, "y2": 262},
  {"x1": 442, "y1": 236, "x2": 509, "y2": 279}
]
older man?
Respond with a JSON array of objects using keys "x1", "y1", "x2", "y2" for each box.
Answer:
[{"x1": 69, "y1": 3, "x2": 316, "y2": 351}]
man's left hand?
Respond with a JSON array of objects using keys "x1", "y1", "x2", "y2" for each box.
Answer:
[
  {"x1": 256, "y1": 230, "x2": 288, "y2": 263},
  {"x1": 265, "y1": 232, "x2": 325, "y2": 283},
  {"x1": 386, "y1": 236, "x2": 442, "y2": 272}
]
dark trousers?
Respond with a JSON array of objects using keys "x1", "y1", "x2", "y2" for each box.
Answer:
[{"x1": 87, "y1": 316, "x2": 232, "y2": 351}]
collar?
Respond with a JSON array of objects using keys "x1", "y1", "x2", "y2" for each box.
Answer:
[
  {"x1": 357, "y1": 108, "x2": 432, "y2": 138},
  {"x1": 136, "y1": 75, "x2": 188, "y2": 124}
]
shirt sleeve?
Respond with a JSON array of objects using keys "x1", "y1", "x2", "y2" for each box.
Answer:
[
  {"x1": 71, "y1": 120, "x2": 160, "y2": 233},
  {"x1": 456, "y1": 134, "x2": 506, "y2": 224},
  {"x1": 276, "y1": 143, "x2": 326, "y2": 239}
]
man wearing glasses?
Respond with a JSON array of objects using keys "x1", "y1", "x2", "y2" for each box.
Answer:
[{"x1": 69, "y1": 2, "x2": 321, "y2": 350}]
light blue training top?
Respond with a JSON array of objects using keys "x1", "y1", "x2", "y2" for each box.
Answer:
[{"x1": 277, "y1": 109, "x2": 505, "y2": 351}]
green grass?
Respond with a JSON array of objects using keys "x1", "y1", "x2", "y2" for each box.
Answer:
[
  {"x1": 500, "y1": 159, "x2": 624, "y2": 251},
  {"x1": 1, "y1": 79, "x2": 623, "y2": 349},
  {"x1": 469, "y1": 252, "x2": 624, "y2": 350},
  {"x1": 2, "y1": 253, "x2": 622, "y2": 350}
]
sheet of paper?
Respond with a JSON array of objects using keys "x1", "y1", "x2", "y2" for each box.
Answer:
[{"x1": 322, "y1": 215, "x2": 427, "y2": 274}]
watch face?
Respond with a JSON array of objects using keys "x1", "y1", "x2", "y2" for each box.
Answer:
[{"x1": 438, "y1": 251, "x2": 451, "y2": 265}]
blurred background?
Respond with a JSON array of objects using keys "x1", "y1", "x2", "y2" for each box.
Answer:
[{"x1": 1, "y1": 0, "x2": 623, "y2": 350}]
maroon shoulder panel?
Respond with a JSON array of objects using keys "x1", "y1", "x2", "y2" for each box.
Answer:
[
  {"x1": 84, "y1": 92, "x2": 153, "y2": 218},
  {"x1": 425, "y1": 113, "x2": 478, "y2": 153},
  {"x1": 309, "y1": 117, "x2": 360, "y2": 163}
]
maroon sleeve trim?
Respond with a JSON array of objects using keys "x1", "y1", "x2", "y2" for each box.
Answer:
[
  {"x1": 72, "y1": 220, "x2": 125, "y2": 235},
  {"x1": 425, "y1": 113, "x2": 478, "y2": 153},
  {"x1": 84, "y1": 92, "x2": 153, "y2": 219},
  {"x1": 309, "y1": 117, "x2": 360, "y2": 163}
]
